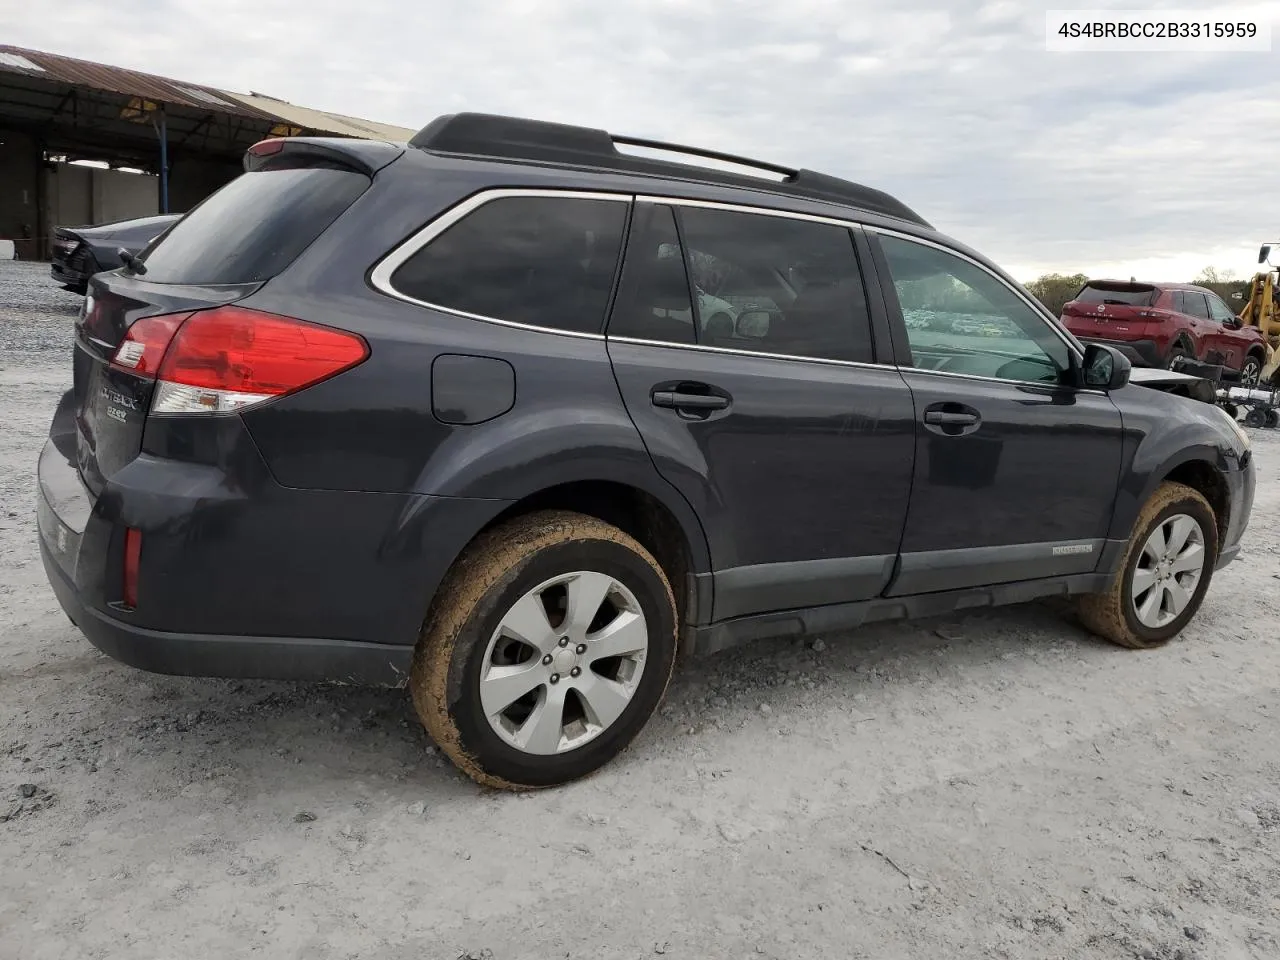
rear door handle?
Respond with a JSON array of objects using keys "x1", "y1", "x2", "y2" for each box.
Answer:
[
  {"x1": 652, "y1": 391, "x2": 730, "y2": 411},
  {"x1": 923, "y1": 411, "x2": 978, "y2": 426}
]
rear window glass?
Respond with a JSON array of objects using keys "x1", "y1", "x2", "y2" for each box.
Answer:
[
  {"x1": 1075, "y1": 284, "x2": 1156, "y2": 306},
  {"x1": 138, "y1": 168, "x2": 368, "y2": 284},
  {"x1": 389, "y1": 196, "x2": 628, "y2": 334}
]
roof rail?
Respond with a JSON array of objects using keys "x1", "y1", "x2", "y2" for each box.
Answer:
[{"x1": 409, "y1": 113, "x2": 930, "y2": 227}]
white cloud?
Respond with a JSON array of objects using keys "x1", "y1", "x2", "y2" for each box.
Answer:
[{"x1": 4, "y1": 0, "x2": 1280, "y2": 281}]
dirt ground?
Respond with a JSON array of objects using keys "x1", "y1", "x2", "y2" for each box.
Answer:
[{"x1": 2, "y1": 260, "x2": 1278, "y2": 960}]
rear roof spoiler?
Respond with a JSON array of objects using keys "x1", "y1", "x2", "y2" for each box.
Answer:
[{"x1": 243, "y1": 137, "x2": 405, "y2": 176}]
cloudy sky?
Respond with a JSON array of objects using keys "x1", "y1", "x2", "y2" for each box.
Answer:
[{"x1": 5, "y1": 0, "x2": 1280, "y2": 282}]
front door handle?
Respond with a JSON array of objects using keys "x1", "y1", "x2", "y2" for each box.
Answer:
[
  {"x1": 923, "y1": 410, "x2": 978, "y2": 426},
  {"x1": 652, "y1": 391, "x2": 730, "y2": 411}
]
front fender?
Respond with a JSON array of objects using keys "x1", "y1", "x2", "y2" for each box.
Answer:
[{"x1": 1108, "y1": 387, "x2": 1244, "y2": 542}]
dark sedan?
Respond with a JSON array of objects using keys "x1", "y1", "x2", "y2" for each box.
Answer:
[{"x1": 50, "y1": 213, "x2": 180, "y2": 293}]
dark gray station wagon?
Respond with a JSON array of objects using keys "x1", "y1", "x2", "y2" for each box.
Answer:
[{"x1": 37, "y1": 113, "x2": 1255, "y2": 788}]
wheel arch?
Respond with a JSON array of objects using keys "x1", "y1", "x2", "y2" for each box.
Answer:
[
  {"x1": 433, "y1": 478, "x2": 712, "y2": 633},
  {"x1": 1153, "y1": 456, "x2": 1230, "y2": 545}
]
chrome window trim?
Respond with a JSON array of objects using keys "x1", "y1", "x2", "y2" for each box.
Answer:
[
  {"x1": 367, "y1": 188, "x2": 633, "y2": 341},
  {"x1": 368, "y1": 187, "x2": 1103, "y2": 392},
  {"x1": 607, "y1": 335, "x2": 890, "y2": 372}
]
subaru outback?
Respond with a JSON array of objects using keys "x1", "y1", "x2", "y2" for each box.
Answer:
[{"x1": 36, "y1": 113, "x2": 1256, "y2": 788}]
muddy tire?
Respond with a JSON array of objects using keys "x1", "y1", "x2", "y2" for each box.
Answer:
[
  {"x1": 1077, "y1": 482, "x2": 1218, "y2": 649},
  {"x1": 410, "y1": 510, "x2": 677, "y2": 789},
  {"x1": 1165, "y1": 343, "x2": 1187, "y2": 369}
]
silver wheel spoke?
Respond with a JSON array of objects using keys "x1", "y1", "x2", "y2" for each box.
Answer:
[
  {"x1": 576, "y1": 672, "x2": 631, "y2": 730},
  {"x1": 1170, "y1": 543, "x2": 1205, "y2": 575},
  {"x1": 586, "y1": 609, "x2": 648, "y2": 662},
  {"x1": 1143, "y1": 525, "x2": 1167, "y2": 562},
  {"x1": 1165, "y1": 516, "x2": 1196, "y2": 556},
  {"x1": 516, "y1": 687, "x2": 566, "y2": 754},
  {"x1": 480, "y1": 662, "x2": 544, "y2": 718},
  {"x1": 1131, "y1": 566, "x2": 1158, "y2": 595},
  {"x1": 563, "y1": 571, "x2": 615, "y2": 638},
  {"x1": 479, "y1": 570, "x2": 652, "y2": 756},
  {"x1": 1137, "y1": 582, "x2": 1163, "y2": 625},
  {"x1": 1131, "y1": 512, "x2": 1206, "y2": 629},
  {"x1": 1164, "y1": 580, "x2": 1192, "y2": 617},
  {"x1": 499, "y1": 592, "x2": 559, "y2": 653}
]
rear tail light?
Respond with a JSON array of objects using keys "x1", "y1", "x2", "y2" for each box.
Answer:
[
  {"x1": 122, "y1": 527, "x2": 142, "y2": 608},
  {"x1": 248, "y1": 138, "x2": 286, "y2": 157},
  {"x1": 108, "y1": 306, "x2": 368, "y2": 415}
]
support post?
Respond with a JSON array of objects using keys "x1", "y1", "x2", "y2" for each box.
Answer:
[{"x1": 157, "y1": 108, "x2": 169, "y2": 214}]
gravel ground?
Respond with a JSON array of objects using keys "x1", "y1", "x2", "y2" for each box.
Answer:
[{"x1": 2, "y1": 259, "x2": 1279, "y2": 960}]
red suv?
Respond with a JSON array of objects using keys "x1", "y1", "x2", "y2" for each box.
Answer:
[{"x1": 1061, "y1": 280, "x2": 1266, "y2": 381}]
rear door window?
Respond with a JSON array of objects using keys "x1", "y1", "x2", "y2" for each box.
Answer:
[
  {"x1": 1181, "y1": 291, "x2": 1210, "y2": 319},
  {"x1": 389, "y1": 196, "x2": 628, "y2": 334},
  {"x1": 139, "y1": 167, "x2": 369, "y2": 284},
  {"x1": 677, "y1": 207, "x2": 873, "y2": 363},
  {"x1": 608, "y1": 204, "x2": 873, "y2": 363}
]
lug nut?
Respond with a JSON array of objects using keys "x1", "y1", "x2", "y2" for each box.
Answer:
[
  {"x1": 576, "y1": 644, "x2": 587, "y2": 655},
  {"x1": 570, "y1": 666, "x2": 581, "y2": 678},
  {"x1": 559, "y1": 637, "x2": 569, "y2": 647},
  {"x1": 549, "y1": 673, "x2": 560, "y2": 684},
  {"x1": 542, "y1": 654, "x2": 553, "y2": 665}
]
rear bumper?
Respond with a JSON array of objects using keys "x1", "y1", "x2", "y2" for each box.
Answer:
[
  {"x1": 40, "y1": 537, "x2": 413, "y2": 683},
  {"x1": 50, "y1": 253, "x2": 93, "y2": 288},
  {"x1": 1078, "y1": 337, "x2": 1162, "y2": 369},
  {"x1": 35, "y1": 411, "x2": 509, "y2": 684}
]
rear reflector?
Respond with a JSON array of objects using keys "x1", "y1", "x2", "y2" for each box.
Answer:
[
  {"x1": 122, "y1": 528, "x2": 142, "y2": 608},
  {"x1": 109, "y1": 305, "x2": 369, "y2": 415},
  {"x1": 110, "y1": 313, "x2": 192, "y2": 376}
]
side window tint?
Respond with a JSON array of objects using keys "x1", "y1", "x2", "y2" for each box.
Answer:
[
  {"x1": 1207, "y1": 295, "x2": 1236, "y2": 323},
  {"x1": 1182, "y1": 292, "x2": 1210, "y2": 320},
  {"x1": 389, "y1": 196, "x2": 627, "y2": 334},
  {"x1": 676, "y1": 207, "x2": 873, "y2": 363},
  {"x1": 879, "y1": 236, "x2": 1071, "y2": 384},
  {"x1": 607, "y1": 204, "x2": 696, "y2": 345}
]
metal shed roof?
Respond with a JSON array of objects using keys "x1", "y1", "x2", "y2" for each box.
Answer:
[
  {"x1": 0, "y1": 45, "x2": 412, "y2": 139},
  {"x1": 223, "y1": 92, "x2": 414, "y2": 142},
  {"x1": 0, "y1": 45, "x2": 277, "y2": 121}
]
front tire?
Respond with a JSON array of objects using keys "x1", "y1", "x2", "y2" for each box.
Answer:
[
  {"x1": 1241, "y1": 354, "x2": 1263, "y2": 384},
  {"x1": 1077, "y1": 482, "x2": 1217, "y2": 649},
  {"x1": 410, "y1": 510, "x2": 677, "y2": 789}
]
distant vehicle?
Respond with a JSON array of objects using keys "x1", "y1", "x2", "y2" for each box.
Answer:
[
  {"x1": 1061, "y1": 280, "x2": 1268, "y2": 382},
  {"x1": 36, "y1": 114, "x2": 1255, "y2": 789},
  {"x1": 50, "y1": 214, "x2": 180, "y2": 294}
]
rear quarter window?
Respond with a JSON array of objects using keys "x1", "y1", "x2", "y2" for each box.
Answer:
[
  {"x1": 138, "y1": 167, "x2": 369, "y2": 285},
  {"x1": 388, "y1": 196, "x2": 629, "y2": 334}
]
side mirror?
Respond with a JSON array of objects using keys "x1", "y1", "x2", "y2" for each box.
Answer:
[
  {"x1": 1260, "y1": 244, "x2": 1272, "y2": 265},
  {"x1": 1081, "y1": 342, "x2": 1131, "y2": 390}
]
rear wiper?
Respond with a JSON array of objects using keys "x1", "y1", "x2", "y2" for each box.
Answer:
[
  {"x1": 1101, "y1": 299, "x2": 1132, "y2": 305},
  {"x1": 118, "y1": 247, "x2": 147, "y2": 276}
]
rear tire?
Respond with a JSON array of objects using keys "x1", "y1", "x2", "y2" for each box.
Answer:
[
  {"x1": 1164, "y1": 343, "x2": 1187, "y2": 368},
  {"x1": 410, "y1": 510, "x2": 677, "y2": 789},
  {"x1": 1077, "y1": 482, "x2": 1217, "y2": 649}
]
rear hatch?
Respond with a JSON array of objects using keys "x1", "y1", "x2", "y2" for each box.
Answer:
[
  {"x1": 1061, "y1": 281, "x2": 1161, "y2": 336},
  {"x1": 72, "y1": 152, "x2": 375, "y2": 498}
]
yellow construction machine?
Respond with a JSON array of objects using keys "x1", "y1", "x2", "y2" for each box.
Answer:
[{"x1": 1240, "y1": 243, "x2": 1280, "y2": 385}]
